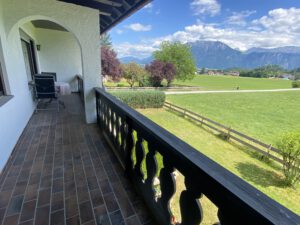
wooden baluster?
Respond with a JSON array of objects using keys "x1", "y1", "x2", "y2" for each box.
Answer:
[
  {"x1": 104, "y1": 103, "x2": 108, "y2": 131},
  {"x1": 112, "y1": 112, "x2": 117, "y2": 142},
  {"x1": 115, "y1": 115, "x2": 120, "y2": 149},
  {"x1": 180, "y1": 177, "x2": 203, "y2": 225},
  {"x1": 134, "y1": 133, "x2": 146, "y2": 181},
  {"x1": 145, "y1": 142, "x2": 158, "y2": 199},
  {"x1": 106, "y1": 104, "x2": 109, "y2": 133},
  {"x1": 124, "y1": 117, "x2": 134, "y2": 175},
  {"x1": 96, "y1": 92, "x2": 100, "y2": 126},
  {"x1": 218, "y1": 206, "x2": 250, "y2": 225},
  {"x1": 159, "y1": 157, "x2": 176, "y2": 224},
  {"x1": 99, "y1": 97, "x2": 103, "y2": 126},
  {"x1": 120, "y1": 117, "x2": 125, "y2": 152},
  {"x1": 108, "y1": 108, "x2": 112, "y2": 136}
]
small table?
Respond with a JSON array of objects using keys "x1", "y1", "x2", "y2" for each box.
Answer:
[{"x1": 55, "y1": 82, "x2": 71, "y2": 95}]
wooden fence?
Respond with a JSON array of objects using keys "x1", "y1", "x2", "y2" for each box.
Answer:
[{"x1": 164, "y1": 101, "x2": 284, "y2": 165}]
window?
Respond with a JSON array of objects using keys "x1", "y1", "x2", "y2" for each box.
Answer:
[
  {"x1": 0, "y1": 61, "x2": 5, "y2": 96},
  {"x1": 21, "y1": 39, "x2": 38, "y2": 81}
]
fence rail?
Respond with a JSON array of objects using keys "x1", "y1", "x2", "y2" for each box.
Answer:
[
  {"x1": 164, "y1": 101, "x2": 283, "y2": 165},
  {"x1": 95, "y1": 87, "x2": 299, "y2": 225}
]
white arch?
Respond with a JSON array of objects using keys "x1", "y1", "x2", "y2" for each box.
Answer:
[
  {"x1": 7, "y1": 15, "x2": 84, "y2": 85},
  {"x1": 7, "y1": 15, "x2": 80, "y2": 46}
]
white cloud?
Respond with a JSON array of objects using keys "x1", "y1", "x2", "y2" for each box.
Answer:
[
  {"x1": 190, "y1": 0, "x2": 221, "y2": 17},
  {"x1": 144, "y1": 3, "x2": 153, "y2": 9},
  {"x1": 253, "y1": 8, "x2": 300, "y2": 34},
  {"x1": 115, "y1": 29, "x2": 123, "y2": 34},
  {"x1": 114, "y1": 42, "x2": 158, "y2": 58},
  {"x1": 125, "y1": 23, "x2": 152, "y2": 32},
  {"x1": 115, "y1": 8, "x2": 300, "y2": 58},
  {"x1": 226, "y1": 10, "x2": 256, "y2": 26}
]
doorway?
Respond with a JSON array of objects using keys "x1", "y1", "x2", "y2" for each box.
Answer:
[{"x1": 21, "y1": 39, "x2": 38, "y2": 81}]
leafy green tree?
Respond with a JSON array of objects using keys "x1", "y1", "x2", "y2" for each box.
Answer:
[
  {"x1": 100, "y1": 33, "x2": 112, "y2": 48},
  {"x1": 200, "y1": 67, "x2": 206, "y2": 74},
  {"x1": 240, "y1": 65, "x2": 285, "y2": 78},
  {"x1": 277, "y1": 131, "x2": 300, "y2": 186},
  {"x1": 153, "y1": 41, "x2": 196, "y2": 81},
  {"x1": 122, "y1": 63, "x2": 147, "y2": 88}
]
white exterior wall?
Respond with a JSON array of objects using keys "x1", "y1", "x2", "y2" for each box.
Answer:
[
  {"x1": 0, "y1": 0, "x2": 101, "y2": 171},
  {"x1": 36, "y1": 28, "x2": 82, "y2": 92}
]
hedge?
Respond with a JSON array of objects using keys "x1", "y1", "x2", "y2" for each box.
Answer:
[
  {"x1": 111, "y1": 90, "x2": 166, "y2": 108},
  {"x1": 292, "y1": 81, "x2": 300, "y2": 88}
]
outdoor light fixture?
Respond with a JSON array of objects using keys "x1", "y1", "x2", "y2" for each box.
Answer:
[{"x1": 36, "y1": 44, "x2": 41, "y2": 51}]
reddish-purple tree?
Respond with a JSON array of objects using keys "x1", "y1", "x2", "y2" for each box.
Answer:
[
  {"x1": 163, "y1": 62, "x2": 176, "y2": 86},
  {"x1": 145, "y1": 60, "x2": 165, "y2": 87},
  {"x1": 101, "y1": 46, "x2": 122, "y2": 81},
  {"x1": 146, "y1": 60, "x2": 176, "y2": 87}
]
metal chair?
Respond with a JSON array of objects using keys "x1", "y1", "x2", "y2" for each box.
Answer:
[
  {"x1": 34, "y1": 74, "x2": 59, "y2": 112},
  {"x1": 41, "y1": 72, "x2": 57, "y2": 81}
]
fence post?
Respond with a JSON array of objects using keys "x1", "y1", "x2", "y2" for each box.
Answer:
[
  {"x1": 267, "y1": 144, "x2": 272, "y2": 159},
  {"x1": 227, "y1": 127, "x2": 231, "y2": 141}
]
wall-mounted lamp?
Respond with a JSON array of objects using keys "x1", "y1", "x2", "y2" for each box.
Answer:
[{"x1": 36, "y1": 44, "x2": 41, "y2": 51}]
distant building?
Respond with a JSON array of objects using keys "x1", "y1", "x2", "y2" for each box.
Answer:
[
  {"x1": 279, "y1": 74, "x2": 295, "y2": 80},
  {"x1": 224, "y1": 71, "x2": 240, "y2": 76}
]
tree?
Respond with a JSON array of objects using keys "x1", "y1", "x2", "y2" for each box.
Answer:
[
  {"x1": 240, "y1": 65, "x2": 285, "y2": 78},
  {"x1": 153, "y1": 41, "x2": 196, "y2": 81},
  {"x1": 277, "y1": 131, "x2": 300, "y2": 186},
  {"x1": 122, "y1": 63, "x2": 147, "y2": 88},
  {"x1": 146, "y1": 60, "x2": 176, "y2": 87},
  {"x1": 200, "y1": 67, "x2": 206, "y2": 74},
  {"x1": 145, "y1": 60, "x2": 165, "y2": 87},
  {"x1": 101, "y1": 46, "x2": 122, "y2": 81},
  {"x1": 100, "y1": 33, "x2": 112, "y2": 48},
  {"x1": 163, "y1": 63, "x2": 176, "y2": 86}
]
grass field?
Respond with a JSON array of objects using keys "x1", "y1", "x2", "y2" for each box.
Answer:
[
  {"x1": 104, "y1": 75, "x2": 292, "y2": 90},
  {"x1": 139, "y1": 108, "x2": 300, "y2": 218},
  {"x1": 173, "y1": 75, "x2": 292, "y2": 90},
  {"x1": 167, "y1": 91, "x2": 300, "y2": 146}
]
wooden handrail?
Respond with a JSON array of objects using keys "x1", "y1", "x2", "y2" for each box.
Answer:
[{"x1": 95, "y1": 87, "x2": 300, "y2": 225}]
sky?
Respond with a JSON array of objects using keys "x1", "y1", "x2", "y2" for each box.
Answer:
[{"x1": 109, "y1": 0, "x2": 300, "y2": 59}]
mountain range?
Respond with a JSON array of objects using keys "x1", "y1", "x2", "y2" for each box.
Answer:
[{"x1": 119, "y1": 41, "x2": 300, "y2": 70}]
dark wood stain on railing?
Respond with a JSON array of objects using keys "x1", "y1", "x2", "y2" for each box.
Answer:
[
  {"x1": 95, "y1": 87, "x2": 300, "y2": 225},
  {"x1": 76, "y1": 75, "x2": 84, "y2": 103}
]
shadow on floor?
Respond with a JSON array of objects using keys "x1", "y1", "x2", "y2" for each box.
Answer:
[{"x1": 235, "y1": 162, "x2": 286, "y2": 188}]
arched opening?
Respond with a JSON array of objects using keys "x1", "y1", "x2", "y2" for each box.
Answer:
[{"x1": 16, "y1": 19, "x2": 83, "y2": 92}]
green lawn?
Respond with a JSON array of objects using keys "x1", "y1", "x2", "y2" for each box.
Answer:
[
  {"x1": 173, "y1": 75, "x2": 292, "y2": 90},
  {"x1": 167, "y1": 91, "x2": 300, "y2": 146},
  {"x1": 139, "y1": 108, "x2": 300, "y2": 218}
]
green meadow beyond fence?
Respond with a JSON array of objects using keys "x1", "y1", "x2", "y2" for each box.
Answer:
[{"x1": 164, "y1": 101, "x2": 284, "y2": 165}]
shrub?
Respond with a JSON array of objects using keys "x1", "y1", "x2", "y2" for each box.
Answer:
[
  {"x1": 111, "y1": 91, "x2": 166, "y2": 108},
  {"x1": 291, "y1": 81, "x2": 300, "y2": 88},
  {"x1": 277, "y1": 131, "x2": 300, "y2": 186}
]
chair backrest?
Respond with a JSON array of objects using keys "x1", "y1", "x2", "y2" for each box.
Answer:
[
  {"x1": 41, "y1": 72, "x2": 57, "y2": 81},
  {"x1": 34, "y1": 74, "x2": 56, "y2": 99}
]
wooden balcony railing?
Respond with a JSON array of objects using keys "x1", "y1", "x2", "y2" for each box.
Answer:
[
  {"x1": 94, "y1": 87, "x2": 300, "y2": 225},
  {"x1": 76, "y1": 74, "x2": 84, "y2": 102}
]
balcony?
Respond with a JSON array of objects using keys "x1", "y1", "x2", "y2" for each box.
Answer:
[
  {"x1": 0, "y1": 90, "x2": 299, "y2": 225},
  {"x1": 0, "y1": 94, "x2": 152, "y2": 225}
]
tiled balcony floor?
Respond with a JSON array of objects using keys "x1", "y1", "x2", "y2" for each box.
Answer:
[{"x1": 0, "y1": 94, "x2": 152, "y2": 225}]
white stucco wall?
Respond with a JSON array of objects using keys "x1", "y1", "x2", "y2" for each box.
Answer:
[
  {"x1": 0, "y1": 0, "x2": 101, "y2": 171},
  {"x1": 37, "y1": 28, "x2": 82, "y2": 92}
]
